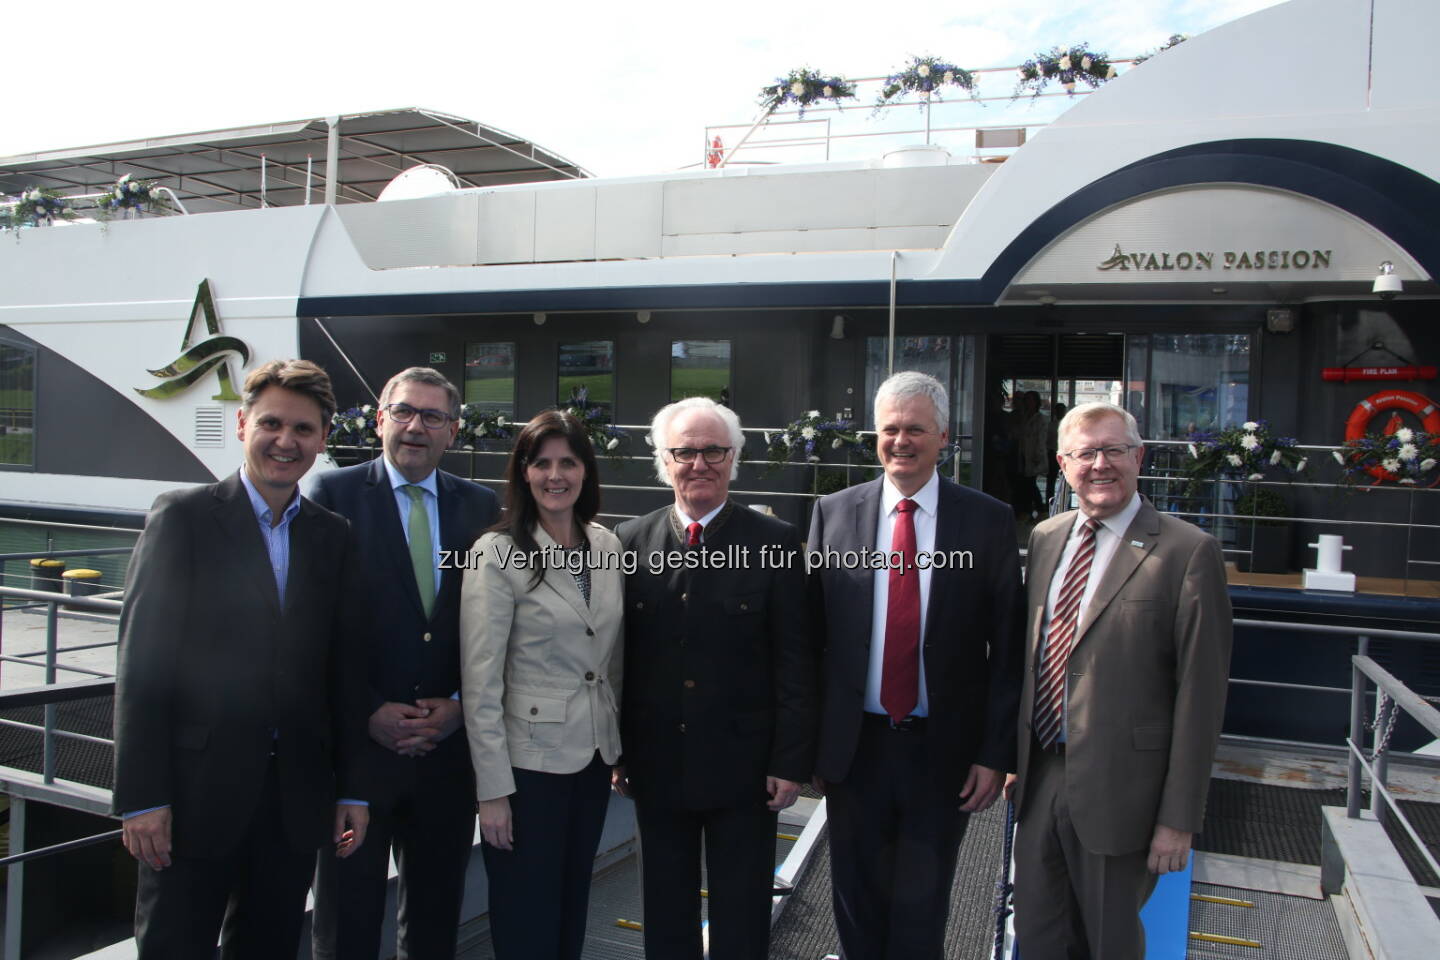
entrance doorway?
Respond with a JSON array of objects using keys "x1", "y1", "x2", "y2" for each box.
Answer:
[{"x1": 982, "y1": 333, "x2": 1126, "y2": 521}]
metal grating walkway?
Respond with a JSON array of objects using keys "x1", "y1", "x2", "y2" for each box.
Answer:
[{"x1": 1188, "y1": 882, "x2": 1347, "y2": 960}]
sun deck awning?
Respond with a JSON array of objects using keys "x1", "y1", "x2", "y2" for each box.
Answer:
[{"x1": 0, "y1": 107, "x2": 590, "y2": 214}]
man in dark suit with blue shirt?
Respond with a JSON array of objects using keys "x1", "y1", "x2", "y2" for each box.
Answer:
[
  {"x1": 808, "y1": 371, "x2": 1025, "y2": 960},
  {"x1": 310, "y1": 367, "x2": 499, "y2": 960},
  {"x1": 114, "y1": 359, "x2": 370, "y2": 959}
]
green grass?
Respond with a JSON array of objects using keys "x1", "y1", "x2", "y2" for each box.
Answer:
[
  {"x1": 0, "y1": 432, "x2": 32, "y2": 465},
  {"x1": 671, "y1": 367, "x2": 730, "y2": 401},
  {"x1": 464, "y1": 375, "x2": 514, "y2": 406},
  {"x1": 557, "y1": 376, "x2": 614, "y2": 406},
  {"x1": 0, "y1": 389, "x2": 33, "y2": 407}
]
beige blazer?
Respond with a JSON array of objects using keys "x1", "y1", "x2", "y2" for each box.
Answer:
[
  {"x1": 460, "y1": 523, "x2": 624, "y2": 802},
  {"x1": 1014, "y1": 497, "x2": 1232, "y2": 855}
]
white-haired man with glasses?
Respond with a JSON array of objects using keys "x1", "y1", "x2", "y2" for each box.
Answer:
[
  {"x1": 309, "y1": 367, "x2": 499, "y2": 960},
  {"x1": 1008, "y1": 400, "x2": 1231, "y2": 960},
  {"x1": 614, "y1": 396, "x2": 819, "y2": 960}
]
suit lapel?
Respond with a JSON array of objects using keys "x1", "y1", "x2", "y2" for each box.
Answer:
[
  {"x1": 367, "y1": 458, "x2": 428, "y2": 620},
  {"x1": 285, "y1": 503, "x2": 320, "y2": 615},
  {"x1": 1074, "y1": 499, "x2": 1160, "y2": 645},
  {"x1": 213, "y1": 474, "x2": 281, "y2": 616},
  {"x1": 535, "y1": 526, "x2": 594, "y2": 629},
  {"x1": 1025, "y1": 514, "x2": 1072, "y2": 661},
  {"x1": 850, "y1": 482, "x2": 881, "y2": 640},
  {"x1": 922, "y1": 480, "x2": 959, "y2": 647},
  {"x1": 434, "y1": 471, "x2": 468, "y2": 613}
]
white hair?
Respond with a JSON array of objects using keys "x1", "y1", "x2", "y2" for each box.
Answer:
[
  {"x1": 1056, "y1": 401, "x2": 1142, "y2": 451},
  {"x1": 874, "y1": 371, "x2": 948, "y2": 430},
  {"x1": 648, "y1": 397, "x2": 745, "y2": 485}
]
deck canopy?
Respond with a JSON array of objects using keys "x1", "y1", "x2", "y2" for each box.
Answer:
[{"x1": 0, "y1": 108, "x2": 590, "y2": 215}]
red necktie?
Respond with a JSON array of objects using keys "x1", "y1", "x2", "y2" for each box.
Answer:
[
  {"x1": 686, "y1": 521, "x2": 702, "y2": 547},
  {"x1": 1034, "y1": 518, "x2": 1101, "y2": 748},
  {"x1": 881, "y1": 499, "x2": 920, "y2": 724}
]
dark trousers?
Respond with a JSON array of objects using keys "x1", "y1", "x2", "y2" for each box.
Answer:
[
  {"x1": 826, "y1": 716, "x2": 971, "y2": 960},
  {"x1": 481, "y1": 753, "x2": 611, "y2": 960},
  {"x1": 1013, "y1": 747, "x2": 1157, "y2": 960},
  {"x1": 634, "y1": 796, "x2": 777, "y2": 960},
  {"x1": 311, "y1": 757, "x2": 475, "y2": 960},
  {"x1": 134, "y1": 758, "x2": 314, "y2": 960}
]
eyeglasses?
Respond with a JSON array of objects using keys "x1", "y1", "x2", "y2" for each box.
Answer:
[
  {"x1": 1062, "y1": 444, "x2": 1138, "y2": 464},
  {"x1": 383, "y1": 403, "x2": 453, "y2": 430},
  {"x1": 666, "y1": 446, "x2": 732, "y2": 465}
]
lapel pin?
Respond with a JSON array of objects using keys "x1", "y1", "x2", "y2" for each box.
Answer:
[{"x1": 1130, "y1": 540, "x2": 1145, "y2": 548}]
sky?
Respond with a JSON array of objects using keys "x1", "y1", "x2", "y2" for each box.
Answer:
[{"x1": 5, "y1": 0, "x2": 1288, "y2": 178}]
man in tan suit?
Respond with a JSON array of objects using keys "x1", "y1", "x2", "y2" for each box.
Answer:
[{"x1": 1011, "y1": 401, "x2": 1232, "y2": 960}]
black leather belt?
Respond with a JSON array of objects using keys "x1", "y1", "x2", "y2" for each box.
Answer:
[{"x1": 864, "y1": 712, "x2": 927, "y2": 732}]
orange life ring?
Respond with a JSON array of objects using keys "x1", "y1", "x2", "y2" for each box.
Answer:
[{"x1": 1343, "y1": 389, "x2": 1440, "y2": 483}]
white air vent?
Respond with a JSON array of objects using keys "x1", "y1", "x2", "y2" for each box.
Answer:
[{"x1": 194, "y1": 405, "x2": 225, "y2": 448}]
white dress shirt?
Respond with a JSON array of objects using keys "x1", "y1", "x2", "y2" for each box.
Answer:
[
  {"x1": 864, "y1": 470, "x2": 940, "y2": 717},
  {"x1": 675, "y1": 501, "x2": 725, "y2": 541},
  {"x1": 1039, "y1": 492, "x2": 1143, "y2": 739}
]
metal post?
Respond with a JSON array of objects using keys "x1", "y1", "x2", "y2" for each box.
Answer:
[
  {"x1": 4, "y1": 796, "x2": 25, "y2": 960},
  {"x1": 324, "y1": 117, "x2": 341, "y2": 206},
  {"x1": 42, "y1": 599, "x2": 58, "y2": 783},
  {"x1": 887, "y1": 252, "x2": 898, "y2": 376},
  {"x1": 1346, "y1": 638, "x2": 1367, "y2": 818}
]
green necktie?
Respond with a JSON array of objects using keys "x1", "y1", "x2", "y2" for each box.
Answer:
[{"x1": 404, "y1": 485, "x2": 435, "y2": 619}]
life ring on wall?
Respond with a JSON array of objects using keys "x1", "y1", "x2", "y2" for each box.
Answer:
[{"x1": 1343, "y1": 389, "x2": 1440, "y2": 483}]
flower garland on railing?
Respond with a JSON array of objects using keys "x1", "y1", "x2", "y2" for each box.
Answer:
[
  {"x1": 1014, "y1": 44, "x2": 1116, "y2": 99},
  {"x1": 95, "y1": 174, "x2": 174, "y2": 218},
  {"x1": 565, "y1": 400, "x2": 628, "y2": 457},
  {"x1": 764, "y1": 410, "x2": 872, "y2": 466},
  {"x1": 7, "y1": 187, "x2": 75, "y2": 228},
  {"x1": 456, "y1": 405, "x2": 514, "y2": 449},
  {"x1": 875, "y1": 55, "x2": 976, "y2": 111},
  {"x1": 1335, "y1": 428, "x2": 1440, "y2": 486},
  {"x1": 1185, "y1": 420, "x2": 1306, "y2": 482},
  {"x1": 759, "y1": 68, "x2": 857, "y2": 118},
  {"x1": 1132, "y1": 33, "x2": 1188, "y2": 66},
  {"x1": 327, "y1": 404, "x2": 380, "y2": 457}
]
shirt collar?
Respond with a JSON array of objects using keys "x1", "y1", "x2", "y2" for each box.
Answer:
[
  {"x1": 676, "y1": 501, "x2": 726, "y2": 529},
  {"x1": 238, "y1": 468, "x2": 300, "y2": 527},
  {"x1": 382, "y1": 456, "x2": 439, "y2": 499},
  {"x1": 1075, "y1": 492, "x2": 1142, "y2": 540},
  {"x1": 881, "y1": 469, "x2": 940, "y2": 517}
]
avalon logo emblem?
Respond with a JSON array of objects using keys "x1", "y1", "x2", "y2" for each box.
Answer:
[{"x1": 134, "y1": 279, "x2": 251, "y2": 401}]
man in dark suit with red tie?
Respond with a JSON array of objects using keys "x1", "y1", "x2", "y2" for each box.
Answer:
[{"x1": 808, "y1": 371, "x2": 1025, "y2": 959}]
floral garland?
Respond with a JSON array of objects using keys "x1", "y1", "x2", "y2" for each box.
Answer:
[
  {"x1": 95, "y1": 174, "x2": 173, "y2": 218},
  {"x1": 876, "y1": 56, "x2": 975, "y2": 110},
  {"x1": 759, "y1": 68, "x2": 857, "y2": 118},
  {"x1": 565, "y1": 400, "x2": 628, "y2": 457},
  {"x1": 1335, "y1": 428, "x2": 1440, "y2": 486},
  {"x1": 1014, "y1": 44, "x2": 1115, "y2": 99},
  {"x1": 456, "y1": 405, "x2": 514, "y2": 449},
  {"x1": 327, "y1": 404, "x2": 380, "y2": 456},
  {"x1": 8, "y1": 187, "x2": 74, "y2": 227},
  {"x1": 1133, "y1": 34, "x2": 1188, "y2": 66},
  {"x1": 764, "y1": 410, "x2": 872, "y2": 466},
  {"x1": 1186, "y1": 420, "x2": 1306, "y2": 482}
]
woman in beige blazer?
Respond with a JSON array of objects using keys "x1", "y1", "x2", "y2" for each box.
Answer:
[{"x1": 460, "y1": 409, "x2": 623, "y2": 960}]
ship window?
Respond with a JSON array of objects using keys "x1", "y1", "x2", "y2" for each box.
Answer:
[
  {"x1": 463, "y1": 342, "x2": 516, "y2": 418},
  {"x1": 558, "y1": 340, "x2": 614, "y2": 416},
  {"x1": 864, "y1": 336, "x2": 977, "y2": 484},
  {"x1": 0, "y1": 340, "x2": 35, "y2": 467},
  {"x1": 1127, "y1": 332, "x2": 1252, "y2": 440},
  {"x1": 670, "y1": 340, "x2": 731, "y2": 404}
]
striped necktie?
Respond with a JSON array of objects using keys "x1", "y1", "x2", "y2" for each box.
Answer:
[
  {"x1": 404, "y1": 485, "x2": 435, "y2": 619},
  {"x1": 1033, "y1": 517, "x2": 1101, "y2": 748}
]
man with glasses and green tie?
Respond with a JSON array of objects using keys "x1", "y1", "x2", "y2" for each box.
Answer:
[
  {"x1": 1009, "y1": 400, "x2": 1231, "y2": 960},
  {"x1": 309, "y1": 367, "x2": 499, "y2": 960},
  {"x1": 614, "y1": 396, "x2": 818, "y2": 960}
]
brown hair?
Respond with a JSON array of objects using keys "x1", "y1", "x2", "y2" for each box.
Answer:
[
  {"x1": 494, "y1": 409, "x2": 602, "y2": 589},
  {"x1": 378, "y1": 366, "x2": 462, "y2": 418},
  {"x1": 241, "y1": 360, "x2": 337, "y2": 426}
]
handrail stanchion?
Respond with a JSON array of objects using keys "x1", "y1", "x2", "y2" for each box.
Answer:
[
  {"x1": 42, "y1": 597, "x2": 60, "y2": 783},
  {"x1": 1347, "y1": 637, "x2": 1367, "y2": 819}
]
